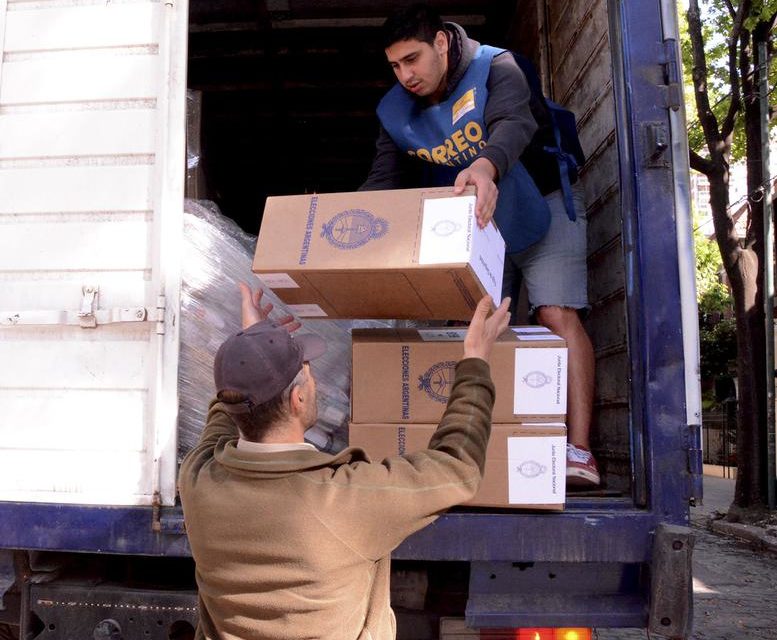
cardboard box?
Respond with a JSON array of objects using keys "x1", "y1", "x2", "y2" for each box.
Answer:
[
  {"x1": 351, "y1": 327, "x2": 567, "y2": 423},
  {"x1": 348, "y1": 423, "x2": 567, "y2": 510},
  {"x1": 252, "y1": 187, "x2": 505, "y2": 320}
]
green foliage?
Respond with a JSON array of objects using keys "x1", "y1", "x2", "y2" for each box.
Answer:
[
  {"x1": 694, "y1": 218, "x2": 732, "y2": 315},
  {"x1": 680, "y1": 0, "x2": 777, "y2": 162},
  {"x1": 744, "y1": 0, "x2": 777, "y2": 30},
  {"x1": 699, "y1": 317, "x2": 738, "y2": 379},
  {"x1": 693, "y1": 215, "x2": 735, "y2": 382}
]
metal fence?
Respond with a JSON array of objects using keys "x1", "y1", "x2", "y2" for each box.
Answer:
[{"x1": 701, "y1": 400, "x2": 737, "y2": 478}]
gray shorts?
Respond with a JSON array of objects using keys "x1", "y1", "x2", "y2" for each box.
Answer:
[{"x1": 502, "y1": 182, "x2": 589, "y2": 311}]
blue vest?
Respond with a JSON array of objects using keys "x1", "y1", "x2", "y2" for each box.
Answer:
[{"x1": 377, "y1": 45, "x2": 550, "y2": 254}]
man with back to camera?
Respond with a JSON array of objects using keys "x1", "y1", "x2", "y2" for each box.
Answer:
[
  {"x1": 178, "y1": 284, "x2": 511, "y2": 640},
  {"x1": 360, "y1": 3, "x2": 599, "y2": 487}
]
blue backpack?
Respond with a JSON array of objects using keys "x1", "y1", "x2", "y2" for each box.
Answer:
[{"x1": 513, "y1": 53, "x2": 586, "y2": 221}]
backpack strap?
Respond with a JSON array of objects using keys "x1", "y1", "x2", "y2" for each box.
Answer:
[
  {"x1": 544, "y1": 103, "x2": 580, "y2": 221},
  {"x1": 512, "y1": 54, "x2": 585, "y2": 221}
]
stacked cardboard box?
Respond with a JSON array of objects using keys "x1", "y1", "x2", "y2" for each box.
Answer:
[
  {"x1": 253, "y1": 187, "x2": 505, "y2": 320},
  {"x1": 253, "y1": 186, "x2": 568, "y2": 508},
  {"x1": 349, "y1": 326, "x2": 568, "y2": 510}
]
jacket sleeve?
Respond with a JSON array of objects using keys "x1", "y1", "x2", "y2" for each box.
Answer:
[
  {"x1": 359, "y1": 125, "x2": 411, "y2": 191},
  {"x1": 318, "y1": 357, "x2": 495, "y2": 560},
  {"x1": 178, "y1": 400, "x2": 238, "y2": 488},
  {"x1": 479, "y1": 51, "x2": 538, "y2": 181}
]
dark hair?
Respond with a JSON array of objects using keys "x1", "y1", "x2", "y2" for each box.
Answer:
[
  {"x1": 381, "y1": 3, "x2": 444, "y2": 49},
  {"x1": 218, "y1": 390, "x2": 288, "y2": 441},
  {"x1": 218, "y1": 367, "x2": 307, "y2": 441}
]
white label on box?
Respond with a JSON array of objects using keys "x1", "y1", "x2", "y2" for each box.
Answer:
[
  {"x1": 507, "y1": 435, "x2": 567, "y2": 504},
  {"x1": 515, "y1": 334, "x2": 562, "y2": 342},
  {"x1": 256, "y1": 273, "x2": 300, "y2": 289},
  {"x1": 469, "y1": 220, "x2": 505, "y2": 305},
  {"x1": 514, "y1": 347, "x2": 568, "y2": 415},
  {"x1": 287, "y1": 304, "x2": 328, "y2": 317},
  {"x1": 419, "y1": 196, "x2": 476, "y2": 265},
  {"x1": 417, "y1": 328, "x2": 467, "y2": 342},
  {"x1": 512, "y1": 326, "x2": 551, "y2": 334}
]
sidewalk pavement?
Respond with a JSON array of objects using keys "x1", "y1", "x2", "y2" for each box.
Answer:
[{"x1": 692, "y1": 471, "x2": 777, "y2": 554}]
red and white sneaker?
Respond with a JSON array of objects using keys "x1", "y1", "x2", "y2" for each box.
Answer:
[{"x1": 566, "y1": 444, "x2": 601, "y2": 487}]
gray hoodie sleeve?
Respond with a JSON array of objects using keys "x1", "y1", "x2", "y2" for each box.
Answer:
[
  {"x1": 359, "y1": 125, "x2": 406, "y2": 191},
  {"x1": 479, "y1": 51, "x2": 538, "y2": 181}
]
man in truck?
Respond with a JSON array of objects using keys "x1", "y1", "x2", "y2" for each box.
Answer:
[
  {"x1": 178, "y1": 286, "x2": 510, "y2": 640},
  {"x1": 360, "y1": 3, "x2": 599, "y2": 487}
]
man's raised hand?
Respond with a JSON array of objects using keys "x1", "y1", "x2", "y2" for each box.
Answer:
[
  {"x1": 239, "y1": 282, "x2": 301, "y2": 333},
  {"x1": 463, "y1": 295, "x2": 511, "y2": 362}
]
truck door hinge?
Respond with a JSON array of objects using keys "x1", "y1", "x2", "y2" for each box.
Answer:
[
  {"x1": 151, "y1": 491, "x2": 162, "y2": 533},
  {"x1": 1, "y1": 285, "x2": 166, "y2": 329},
  {"x1": 662, "y1": 38, "x2": 683, "y2": 111},
  {"x1": 155, "y1": 295, "x2": 166, "y2": 335},
  {"x1": 78, "y1": 285, "x2": 99, "y2": 328}
]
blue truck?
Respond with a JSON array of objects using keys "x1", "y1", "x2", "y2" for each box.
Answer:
[{"x1": 0, "y1": 0, "x2": 701, "y2": 638}]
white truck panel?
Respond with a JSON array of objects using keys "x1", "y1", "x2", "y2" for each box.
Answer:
[
  {"x1": 0, "y1": 329, "x2": 150, "y2": 388},
  {"x1": 0, "y1": 0, "x2": 188, "y2": 506},
  {"x1": 1, "y1": 389, "x2": 147, "y2": 451},
  {"x1": 0, "y1": 274, "x2": 150, "y2": 311},
  {"x1": 4, "y1": 3, "x2": 162, "y2": 51},
  {"x1": 0, "y1": 450, "x2": 153, "y2": 505},
  {"x1": 0, "y1": 166, "x2": 153, "y2": 213},
  {"x1": 0, "y1": 218, "x2": 151, "y2": 271},
  {"x1": 0, "y1": 109, "x2": 157, "y2": 158},
  {"x1": 1, "y1": 53, "x2": 159, "y2": 104}
]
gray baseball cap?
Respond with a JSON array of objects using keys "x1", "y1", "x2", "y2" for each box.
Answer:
[{"x1": 214, "y1": 320, "x2": 326, "y2": 413}]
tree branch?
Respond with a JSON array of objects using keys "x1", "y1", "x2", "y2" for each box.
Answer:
[
  {"x1": 687, "y1": 0, "x2": 723, "y2": 153},
  {"x1": 721, "y1": 0, "x2": 749, "y2": 138},
  {"x1": 689, "y1": 150, "x2": 715, "y2": 175}
]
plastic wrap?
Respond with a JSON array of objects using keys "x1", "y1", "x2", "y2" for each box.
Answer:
[
  {"x1": 185, "y1": 90, "x2": 206, "y2": 199},
  {"x1": 178, "y1": 199, "x2": 394, "y2": 461}
]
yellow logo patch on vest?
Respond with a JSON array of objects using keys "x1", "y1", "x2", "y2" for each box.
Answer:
[{"x1": 451, "y1": 89, "x2": 476, "y2": 126}]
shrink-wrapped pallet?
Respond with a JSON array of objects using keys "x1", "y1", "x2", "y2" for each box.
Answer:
[{"x1": 178, "y1": 199, "x2": 393, "y2": 461}]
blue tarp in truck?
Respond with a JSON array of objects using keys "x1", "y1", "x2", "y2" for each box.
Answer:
[{"x1": 0, "y1": 0, "x2": 701, "y2": 638}]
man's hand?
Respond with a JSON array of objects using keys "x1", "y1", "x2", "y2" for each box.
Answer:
[
  {"x1": 454, "y1": 158, "x2": 498, "y2": 229},
  {"x1": 239, "y1": 282, "x2": 301, "y2": 333},
  {"x1": 463, "y1": 295, "x2": 511, "y2": 362}
]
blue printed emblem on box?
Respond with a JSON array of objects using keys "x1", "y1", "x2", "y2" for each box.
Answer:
[
  {"x1": 320, "y1": 209, "x2": 388, "y2": 249},
  {"x1": 417, "y1": 361, "x2": 458, "y2": 403}
]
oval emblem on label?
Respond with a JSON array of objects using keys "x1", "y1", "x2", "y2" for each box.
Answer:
[
  {"x1": 522, "y1": 370, "x2": 553, "y2": 389},
  {"x1": 516, "y1": 460, "x2": 546, "y2": 478}
]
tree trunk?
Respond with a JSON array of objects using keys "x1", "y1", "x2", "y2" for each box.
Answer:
[
  {"x1": 730, "y1": 22, "x2": 771, "y2": 511},
  {"x1": 686, "y1": 1, "x2": 773, "y2": 514}
]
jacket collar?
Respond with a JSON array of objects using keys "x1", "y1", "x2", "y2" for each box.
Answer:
[{"x1": 214, "y1": 435, "x2": 370, "y2": 477}]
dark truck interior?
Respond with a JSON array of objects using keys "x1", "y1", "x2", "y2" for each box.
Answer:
[
  {"x1": 185, "y1": 0, "x2": 629, "y2": 496},
  {"x1": 187, "y1": 0, "x2": 519, "y2": 233}
]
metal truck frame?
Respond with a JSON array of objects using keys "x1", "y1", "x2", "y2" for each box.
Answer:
[{"x1": 0, "y1": 1, "x2": 701, "y2": 638}]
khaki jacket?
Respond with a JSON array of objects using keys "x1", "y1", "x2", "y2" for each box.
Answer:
[{"x1": 179, "y1": 358, "x2": 494, "y2": 640}]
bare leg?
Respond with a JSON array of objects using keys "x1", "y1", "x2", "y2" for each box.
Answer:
[{"x1": 535, "y1": 305, "x2": 594, "y2": 449}]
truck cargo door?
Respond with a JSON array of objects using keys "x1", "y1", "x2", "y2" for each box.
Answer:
[{"x1": 0, "y1": 0, "x2": 188, "y2": 506}]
